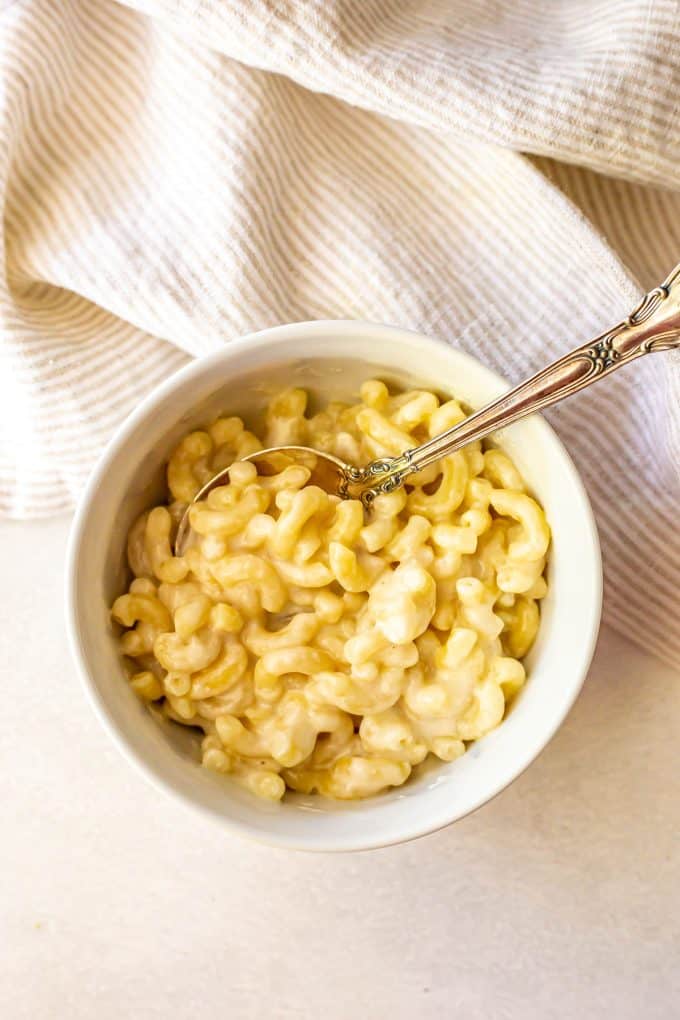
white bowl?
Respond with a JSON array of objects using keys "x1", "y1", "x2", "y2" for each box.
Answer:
[{"x1": 66, "y1": 321, "x2": 602, "y2": 852}]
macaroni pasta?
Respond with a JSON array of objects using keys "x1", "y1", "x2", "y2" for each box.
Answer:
[{"x1": 112, "y1": 382, "x2": 549, "y2": 800}]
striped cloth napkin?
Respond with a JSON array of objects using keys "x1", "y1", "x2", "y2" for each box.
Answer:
[{"x1": 1, "y1": 0, "x2": 679, "y2": 666}]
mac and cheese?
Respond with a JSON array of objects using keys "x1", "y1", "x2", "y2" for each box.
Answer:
[{"x1": 113, "y1": 382, "x2": 549, "y2": 800}]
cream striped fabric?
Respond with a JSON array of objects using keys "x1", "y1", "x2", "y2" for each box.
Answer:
[{"x1": 1, "y1": 0, "x2": 679, "y2": 666}]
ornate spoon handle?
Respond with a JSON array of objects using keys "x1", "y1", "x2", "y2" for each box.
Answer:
[{"x1": 349, "y1": 263, "x2": 680, "y2": 503}]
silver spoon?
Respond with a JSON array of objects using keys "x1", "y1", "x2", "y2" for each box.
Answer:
[{"x1": 176, "y1": 262, "x2": 680, "y2": 555}]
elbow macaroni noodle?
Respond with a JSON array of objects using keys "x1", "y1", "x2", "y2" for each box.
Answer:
[{"x1": 112, "y1": 383, "x2": 550, "y2": 801}]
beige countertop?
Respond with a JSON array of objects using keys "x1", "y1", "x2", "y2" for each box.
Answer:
[{"x1": 2, "y1": 517, "x2": 678, "y2": 1019}]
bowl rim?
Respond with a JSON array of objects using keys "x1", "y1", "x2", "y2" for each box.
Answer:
[{"x1": 65, "y1": 319, "x2": 603, "y2": 852}]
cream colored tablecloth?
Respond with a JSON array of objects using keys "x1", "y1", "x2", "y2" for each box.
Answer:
[{"x1": 1, "y1": 0, "x2": 679, "y2": 664}]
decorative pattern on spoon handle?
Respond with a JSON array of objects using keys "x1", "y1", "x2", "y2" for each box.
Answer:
[{"x1": 352, "y1": 262, "x2": 680, "y2": 505}]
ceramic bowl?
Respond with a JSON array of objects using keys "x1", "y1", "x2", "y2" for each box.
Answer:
[{"x1": 66, "y1": 321, "x2": 602, "y2": 851}]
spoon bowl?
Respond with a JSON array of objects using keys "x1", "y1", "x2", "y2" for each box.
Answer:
[{"x1": 174, "y1": 445, "x2": 351, "y2": 555}]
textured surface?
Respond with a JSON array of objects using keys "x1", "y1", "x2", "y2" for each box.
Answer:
[
  {"x1": 1, "y1": 0, "x2": 680, "y2": 667},
  {"x1": 1, "y1": 517, "x2": 679, "y2": 1019}
]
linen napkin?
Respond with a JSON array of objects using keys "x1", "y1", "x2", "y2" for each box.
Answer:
[{"x1": 1, "y1": 0, "x2": 679, "y2": 666}]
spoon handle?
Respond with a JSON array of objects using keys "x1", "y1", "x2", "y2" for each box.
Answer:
[{"x1": 352, "y1": 262, "x2": 680, "y2": 502}]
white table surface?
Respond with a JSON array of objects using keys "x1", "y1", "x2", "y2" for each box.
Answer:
[{"x1": 2, "y1": 517, "x2": 679, "y2": 1020}]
